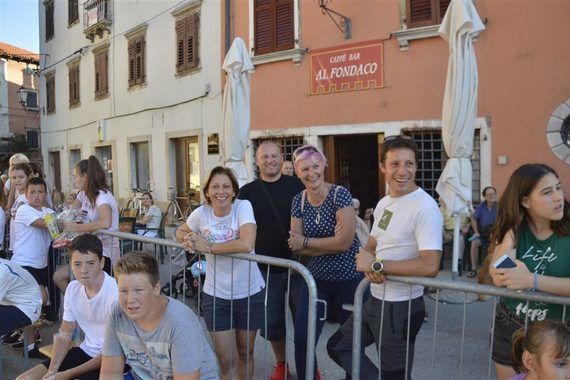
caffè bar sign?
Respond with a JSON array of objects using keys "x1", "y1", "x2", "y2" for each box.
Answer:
[{"x1": 310, "y1": 40, "x2": 384, "y2": 95}]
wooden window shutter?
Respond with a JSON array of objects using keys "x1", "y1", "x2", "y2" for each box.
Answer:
[
  {"x1": 137, "y1": 37, "x2": 146, "y2": 83},
  {"x1": 254, "y1": 0, "x2": 273, "y2": 55},
  {"x1": 46, "y1": 75, "x2": 55, "y2": 113},
  {"x1": 275, "y1": 0, "x2": 294, "y2": 52},
  {"x1": 95, "y1": 53, "x2": 100, "y2": 94},
  {"x1": 407, "y1": 0, "x2": 436, "y2": 28},
  {"x1": 75, "y1": 67, "x2": 80, "y2": 103},
  {"x1": 68, "y1": 0, "x2": 78, "y2": 24},
  {"x1": 69, "y1": 66, "x2": 79, "y2": 106},
  {"x1": 128, "y1": 38, "x2": 136, "y2": 86},
  {"x1": 102, "y1": 51, "x2": 108, "y2": 93},
  {"x1": 46, "y1": 1, "x2": 54, "y2": 40},
  {"x1": 187, "y1": 13, "x2": 199, "y2": 68},
  {"x1": 437, "y1": 0, "x2": 451, "y2": 21},
  {"x1": 175, "y1": 18, "x2": 187, "y2": 71}
]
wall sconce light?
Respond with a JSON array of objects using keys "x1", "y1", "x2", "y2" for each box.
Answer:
[{"x1": 17, "y1": 86, "x2": 29, "y2": 107}]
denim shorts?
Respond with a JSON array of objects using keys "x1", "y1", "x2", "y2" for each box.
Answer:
[
  {"x1": 492, "y1": 301, "x2": 524, "y2": 366},
  {"x1": 202, "y1": 290, "x2": 264, "y2": 332}
]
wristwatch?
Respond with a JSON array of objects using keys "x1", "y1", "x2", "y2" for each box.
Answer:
[{"x1": 371, "y1": 258, "x2": 384, "y2": 274}]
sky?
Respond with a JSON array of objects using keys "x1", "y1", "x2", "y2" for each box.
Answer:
[{"x1": 0, "y1": 0, "x2": 40, "y2": 53}]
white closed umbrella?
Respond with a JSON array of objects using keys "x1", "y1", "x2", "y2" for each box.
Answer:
[
  {"x1": 435, "y1": 0, "x2": 485, "y2": 279},
  {"x1": 220, "y1": 37, "x2": 254, "y2": 187}
]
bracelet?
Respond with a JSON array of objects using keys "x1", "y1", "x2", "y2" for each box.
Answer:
[
  {"x1": 207, "y1": 243, "x2": 212, "y2": 255},
  {"x1": 533, "y1": 271, "x2": 539, "y2": 291},
  {"x1": 303, "y1": 237, "x2": 309, "y2": 249}
]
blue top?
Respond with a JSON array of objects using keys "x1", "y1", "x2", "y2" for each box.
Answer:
[
  {"x1": 473, "y1": 201, "x2": 497, "y2": 229},
  {"x1": 291, "y1": 185, "x2": 360, "y2": 281}
]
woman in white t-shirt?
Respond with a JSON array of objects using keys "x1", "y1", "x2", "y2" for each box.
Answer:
[
  {"x1": 176, "y1": 166, "x2": 265, "y2": 380},
  {"x1": 53, "y1": 156, "x2": 119, "y2": 293}
]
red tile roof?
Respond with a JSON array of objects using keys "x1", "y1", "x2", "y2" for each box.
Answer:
[{"x1": 0, "y1": 42, "x2": 39, "y2": 64}]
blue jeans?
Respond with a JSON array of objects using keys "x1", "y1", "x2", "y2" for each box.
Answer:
[{"x1": 294, "y1": 275, "x2": 364, "y2": 380}]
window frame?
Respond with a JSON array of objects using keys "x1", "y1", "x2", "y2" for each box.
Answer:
[
  {"x1": 94, "y1": 48, "x2": 109, "y2": 98},
  {"x1": 45, "y1": 72, "x2": 56, "y2": 114},
  {"x1": 249, "y1": 0, "x2": 303, "y2": 65},
  {"x1": 175, "y1": 11, "x2": 200, "y2": 75},
  {"x1": 127, "y1": 34, "x2": 146, "y2": 87},
  {"x1": 45, "y1": 0, "x2": 55, "y2": 41},
  {"x1": 405, "y1": 0, "x2": 451, "y2": 29},
  {"x1": 67, "y1": 62, "x2": 80, "y2": 107},
  {"x1": 68, "y1": 0, "x2": 79, "y2": 25},
  {"x1": 26, "y1": 130, "x2": 40, "y2": 150},
  {"x1": 24, "y1": 90, "x2": 39, "y2": 111}
]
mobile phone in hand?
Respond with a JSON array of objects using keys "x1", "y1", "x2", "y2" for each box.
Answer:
[{"x1": 493, "y1": 254, "x2": 517, "y2": 269}]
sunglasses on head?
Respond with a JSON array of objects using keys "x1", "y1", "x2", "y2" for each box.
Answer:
[
  {"x1": 383, "y1": 135, "x2": 413, "y2": 144},
  {"x1": 292, "y1": 145, "x2": 318, "y2": 161}
]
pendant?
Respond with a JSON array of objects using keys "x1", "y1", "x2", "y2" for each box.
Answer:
[{"x1": 315, "y1": 210, "x2": 321, "y2": 225}]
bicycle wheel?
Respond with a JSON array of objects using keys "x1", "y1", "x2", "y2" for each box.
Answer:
[{"x1": 165, "y1": 202, "x2": 177, "y2": 227}]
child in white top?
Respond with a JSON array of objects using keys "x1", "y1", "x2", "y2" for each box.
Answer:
[{"x1": 16, "y1": 234, "x2": 118, "y2": 380}]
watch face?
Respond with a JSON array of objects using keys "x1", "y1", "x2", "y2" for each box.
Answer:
[{"x1": 372, "y1": 261, "x2": 383, "y2": 273}]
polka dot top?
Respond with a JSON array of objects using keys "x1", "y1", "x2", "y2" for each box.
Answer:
[{"x1": 291, "y1": 184, "x2": 360, "y2": 281}]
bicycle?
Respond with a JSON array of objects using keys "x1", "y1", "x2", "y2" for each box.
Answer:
[{"x1": 165, "y1": 187, "x2": 202, "y2": 226}]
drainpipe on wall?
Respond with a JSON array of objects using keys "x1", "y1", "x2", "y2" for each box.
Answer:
[{"x1": 225, "y1": 0, "x2": 231, "y2": 53}]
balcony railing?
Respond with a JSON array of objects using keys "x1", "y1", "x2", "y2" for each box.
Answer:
[{"x1": 83, "y1": 0, "x2": 112, "y2": 41}]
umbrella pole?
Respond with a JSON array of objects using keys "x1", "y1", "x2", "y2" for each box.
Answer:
[{"x1": 452, "y1": 214, "x2": 461, "y2": 280}]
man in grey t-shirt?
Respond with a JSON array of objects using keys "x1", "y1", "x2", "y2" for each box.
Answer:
[{"x1": 101, "y1": 252, "x2": 218, "y2": 379}]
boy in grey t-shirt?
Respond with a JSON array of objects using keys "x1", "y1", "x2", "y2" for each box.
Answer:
[{"x1": 101, "y1": 252, "x2": 219, "y2": 380}]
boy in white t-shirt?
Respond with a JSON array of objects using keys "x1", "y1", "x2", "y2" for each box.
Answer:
[
  {"x1": 11, "y1": 177, "x2": 53, "y2": 305},
  {"x1": 17, "y1": 234, "x2": 118, "y2": 380}
]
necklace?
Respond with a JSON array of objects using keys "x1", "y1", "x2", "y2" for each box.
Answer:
[
  {"x1": 309, "y1": 184, "x2": 330, "y2": 225},
  {"x1": 315, "y1": 204, "x2": 323, "y2": 225}
]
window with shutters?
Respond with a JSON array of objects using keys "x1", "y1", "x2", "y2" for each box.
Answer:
[
  {"x1": 68, "y1": 0, "x2": 79, "y2": 25},
  {"x1": 46, "y1": 73, "x2": 56, "y2": 114},
  {"x1": 45, "y1": 0, "x2": 54, "y2": 40},
  {"x1": 254, "y1": 0, "x2": 294, "y2": 56},
  {"x1": 68, "y1": 64, "x2": 80, "y2": 107},
  {"x1": 128, "y1": 35, "x2": 146, "y2": 87},
  {"x1": 406, "y1": 0, "x2": 451, "y2": 28},
  {"x1": 175, "y1": 12, "x2": 200, "y2": 74},
  {"x1": 94, "y1": 49, "x2": 109, "y2": 97}
]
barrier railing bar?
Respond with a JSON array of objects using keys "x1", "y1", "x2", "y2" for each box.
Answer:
[
  {"x1": 459, "y1": 292, "x2": 467, "y2": 380},
  {"x1": 405, "y1": 286, "x2": 412, "y2": 380},
  {"x1": 487, "y1": 297, "x2": 499, "y2": 380},
  {"x1": 350, "y1": 275, "x2": 570, "y2": 379},
  {"x1": 96, "y1": 229, "x2": 318, "y2": 379},
  {"x1": 431, "y1": 288, "x2": 440, "y2": 365}
]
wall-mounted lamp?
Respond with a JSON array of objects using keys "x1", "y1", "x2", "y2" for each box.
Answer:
[{"x1": 17, "y1": 86, "x2": 28, "y2": 107}]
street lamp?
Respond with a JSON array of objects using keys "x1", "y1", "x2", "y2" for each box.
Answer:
[{"x1": 17, "y1": 86, "x2": 28, "y2": 107}]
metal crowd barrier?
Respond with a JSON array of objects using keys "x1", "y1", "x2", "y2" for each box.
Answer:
[
  {"x1": 96, "y1": 229, "x2": 319, "y2": 380},
  {"x1": 350, "y1": 276, "x2": 570, "y2": 380}
]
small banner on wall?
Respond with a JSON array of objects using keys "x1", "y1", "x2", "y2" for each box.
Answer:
[{"x1": 310, "y1": 40, "x2": 384, "y2": 95}]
